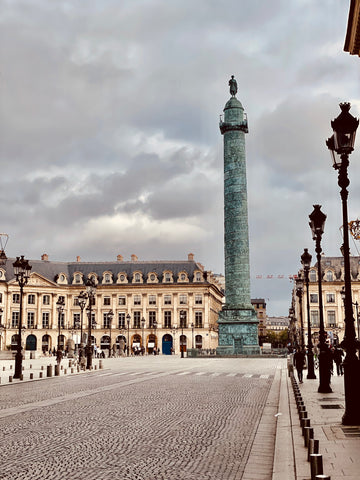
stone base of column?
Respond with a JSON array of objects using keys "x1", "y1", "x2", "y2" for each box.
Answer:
[{"x1": 217, "y1": 308, "x2": 260, "y2": 355}]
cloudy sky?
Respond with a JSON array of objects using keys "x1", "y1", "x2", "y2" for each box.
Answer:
[{"x1": 1, "y1": 0, "x2": 359, "y2": 316}]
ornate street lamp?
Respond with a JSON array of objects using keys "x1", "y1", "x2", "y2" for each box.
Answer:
[
  {"x1": 107, "y1": 309, "x2": 114, "y2": 357},
  {"x1": 12, "y1": 256, "x2": 32, "y2": 379},
  {"x1": 78, "y1": 291, "x2": 87, "y2": 363},
  {"x1": 191, "y1": 322, "x2": 194, "y2": 349},
  {"x1": 141, "y1": 316, "x2": 146, "y2": 353},
  {"x1": 309, "y1": 205, "x2": 332, "y2": 393},
  {"x1": 180, "y1": 310, "x2": 186, "y2": 358},
  {"x1": 295, "y1": 276, "x2": 305, "y2": 349},
  {"x1": 126, "y1": 313, "x2": 130, "y2": 357},
  {"x1": 301, "y1": 248, "x2": 316, "y2": 379},
  {"x1": 56, "y1": 297, "x2": 65, "y2": 361},
  {"x1": 327, "y1": 102, "x2": 360, "y2": 424},
  {"x1": 85, "y1": 277, "x2": 97, "y2": 369}
]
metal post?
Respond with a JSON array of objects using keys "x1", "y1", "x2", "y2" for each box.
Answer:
[{"x1": 302, "y1": 249, "x2": 316, "y2": 379}]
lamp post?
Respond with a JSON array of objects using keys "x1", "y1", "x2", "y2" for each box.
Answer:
[
  {"x1": 141, "y1": 316, "x2": 146, "y2": 354},
  {"x1": 126, "y1": 313, "x2": 130, "y2": 356},
  {"x1": 78, "y1": 291, "x2": 87, "y2": 363},
  {"x1": 172, "y1": 326, "x2": 177, "y2": 354},
  {"x1": 301, "y1": 248, "x2": 316, "y2": 379},
  {"x1": 191, "y1": 322, "x2": 194, "y2": 349},
  {"x1": 309, "y1": 204, "x2": 332, "y2": 393},
  {"x1": 180, "y1": 310, "x2": 186, "y2": 358},
  {"x1": 12, "y1": 256, "x2": 32, "y2": 379},
  {"x1": 295, "y1": 277, "x2": 305, "y2": 349},
  {"x1": 327, "y1": 102, "x2": 360, "y2": 424},
  {"x1": 56, "y1": 297, "x2": 65, "y2": 361},
  {"x1": 107, "y1": 309, "x2": 114, "y2": 357},
  {"x1": 85, "y1": 277, "x2": 97, "y2": 370}
]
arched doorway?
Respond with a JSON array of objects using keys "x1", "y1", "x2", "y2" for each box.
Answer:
[
  {"x1": 42, "y1": 334, "x2": 51, "y2": 353},
  {"x1": 147, "y1": 334, "x2": 157, "y2": 354},
  {"x1": 195, "y1": 335, "x2": 203, "y2": 349},
  {"x1": 101, "y1": 335, "x2": 110, "y2": 353},
  {"x1": 162, "y1": 334, "x2": 173, "y2": 355},
  {"x1": 132, "y1": 334, "x2": 141, "y2": 354},
  {"x1": 26, "y1": 334, "x2": 37, "y2": 351},
  {"x1": 180, "y1": 335, "x2": 187, "y2": 353}
]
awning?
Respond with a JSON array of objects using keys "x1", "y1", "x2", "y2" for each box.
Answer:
[{"x1": 148, "y1": 342, "x2": 155, "y2": 348}]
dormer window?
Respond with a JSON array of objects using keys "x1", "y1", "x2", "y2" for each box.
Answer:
[
  {"x1": 178, "y1": 272, "x2": 189, "y2": 283},
  {"x1": 147, "y1": 272, "x2": 158, "y2": 283},
  {"x1": 309, "y1": 270, "x2": 316, "y2": 282},
  {"x1": 326, "y1": 271, "x2": 334, "y2": 282},
  {"x1": 102, "y1": 272, "x2": 113, "y2": 284},
  {"x1": 117, "y1": 272, "x2": 128, "y2": 284},
  {"x1": 195, "y1": 272, "x2": 202, "y2": 282},
  {"x1": 132, "y1": 272, "x2": 143, "y2": 283},
  {"x1": 163, "y1": 271, "x2": 173, "y2": 283}
]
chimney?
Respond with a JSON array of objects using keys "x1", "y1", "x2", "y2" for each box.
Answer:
[
  {"x1": 76, "y1": 256, "x2": 81, "y2": 262},
  {"x1": 131, "y1": 254, "x2": 138, "y2": 262},
  {"x1": 41, "y1": 253, "x2": 49, "y2": 261},
  {"x1": 117, "y1": 254, "x2": 124, "y2": 261},
  {"x1": 188, "y1": 253, "x2": 194, "y2": 261}
]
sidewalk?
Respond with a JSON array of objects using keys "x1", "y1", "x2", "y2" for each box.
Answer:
[{"x1": 275, "y1": 363, "x2": 360, "y2": 480}]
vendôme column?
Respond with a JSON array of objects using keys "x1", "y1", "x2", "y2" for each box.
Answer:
[{"x1": 217, "y1": 76, "x2": 260, "y2": 355}]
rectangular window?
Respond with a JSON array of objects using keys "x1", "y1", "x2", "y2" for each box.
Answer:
[
  {"x1": 43, "y1": 295, "x2": 50, "y2": 305},
  {"x1": 164, "y1": 311, "x2": 172, "y2": 328},
  {"x1": 327, "y1": 311, "x2": 336, "y2": 327},
  {"x1": 179, "y1": 312, "x2": 187, "y2": 328},
  {"x1": 195, "y1": 312, "x2": 203, "y2": 328},
  {"x1": 103, "y1": 296, "x2": 111, "y2": 306},
  {"x1": 133, "y1": 295, "x2": 141, "y2": 306},
  {"x1": 90, "y1": 313, "x2": 96, "y2": 328},
  {"x1": 179, "y1": 294, "x2": 187, "y2": 305},
  {"x1": 148, "y1": 295, "x2": 156, "y2": 305},
  {"x1": 0, "y1": 292, "x2": 2, "y2": 303},
  {"x1": 326, "y1": 293, "x2": 335, "y2": 303},
  {"x1": 28, "y1": 294, "x2": 35, "y2": 305},
  {"x1": 149, "y1": 311, "x2": 156, "y2": 328},
  {"x1": 73, "y1": 313, "x2": 80, "y2": 329},
  {"x1": 58, "y1": 295, "x2": 65, "y2": 305},
  {"x1": 310, "y1": 310, "x2": 319, "y2": 327},
  {"x1": 12, "y1": 311, "x2": 19, "y2": 328},
  {"x1": 13, "y1": 293, "x2": 20, "y2": 304},
  {"x1": 27, "y1": 312, "x2": 35, "y2": 328},
  {"x1": 310, "y1": 294, "x2": 318, "y2": 303},
  {"x1": 42, "y1": 312, "x2": 50, "y2": 329},
  {"x1": 118, "y1": 312, "x2": 126, "y2": 329},
  {"x1": 73, "y1": 297, "x2": 79, "y2": 306},
  {"x1": 195, "y1": 294, "x2": 203, "y2": 305},
  {"x1": 103, "y1": 313, "x2": 111, "y2": 328},
  {"x1": 118, "y1": 296, "x2": 126, "y2": 306},
  {"x1": 164, "y1": 295, "x2": 172, "y2": 305},
  {"x1": 133, "y1": 311, "x2": 141, "y2": 328}
]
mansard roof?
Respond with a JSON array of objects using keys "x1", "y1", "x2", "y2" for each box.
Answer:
[
  {"x1": 313, "y1": 255, "x2": 360, "y2": 280},
  {"x1": 2, "y1": 258, "x2": 208, "y2": 284}
]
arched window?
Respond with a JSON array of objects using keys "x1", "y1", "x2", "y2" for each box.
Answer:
[
  {"x1": 195, "y1": 335, "x2": 203, "y2": 349},
  {"x1": 326, "y1": 270, "x2": 333, "y2": 282}
]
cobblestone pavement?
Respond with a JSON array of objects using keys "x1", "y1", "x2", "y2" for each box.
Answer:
[{"x1": 0, "y1": 357, "x2": 284, "y2": 480}]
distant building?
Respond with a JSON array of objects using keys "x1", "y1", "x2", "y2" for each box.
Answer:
[
  {"x1": 0, "y1": 253, "x2": 223, "y2": 356},
  {"x1": 266, "y1": 316, "x2": 289, "y2": 333},
  {"x1": 291, "y1": 256, "x2": 360, "y2": 348}
]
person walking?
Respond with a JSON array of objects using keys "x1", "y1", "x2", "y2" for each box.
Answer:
[
  {"x1": 333, "y1": 346, "x2": 344, "y2": 375},
  {"x1": 294, "y1": 347, "x2": 306, "y2": 383}
]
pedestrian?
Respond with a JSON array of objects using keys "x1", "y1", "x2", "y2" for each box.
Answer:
[
  {"x1": 294, "y1": 347, "x2": 306, "y2": 383},
  {"x1": 333, "y1": 347, "x2": 344, "y2": 375}
]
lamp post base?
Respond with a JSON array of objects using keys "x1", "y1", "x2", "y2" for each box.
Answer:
[
  {"x1": 307, "y1": 352, "x2": 317, "y2": 380},
  {"x1": 13, "y1": 351, "x2": 23, "y2": 379},
  {"x1": 342, "y1": 355, "x2": 360, "y2": 425},
  {"x1": 318, "y1": 351, "x2": 332, "y2": 393}
]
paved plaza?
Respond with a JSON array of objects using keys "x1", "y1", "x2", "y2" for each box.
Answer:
[{"x1": 0, "y1": 356, "x2": 282, "y2": 480}]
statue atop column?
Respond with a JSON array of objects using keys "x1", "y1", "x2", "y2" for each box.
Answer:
[{"x1": 229, "y1": 75, "x2": 237, "y2": 97}]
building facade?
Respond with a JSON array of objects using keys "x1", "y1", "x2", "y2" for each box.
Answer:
[
  {"x1": 292, "y1": 256, "x2": 360, "y2": 348},
  {"x1": 0, "y1": 253, "x2": 223, "y2": 356}
]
